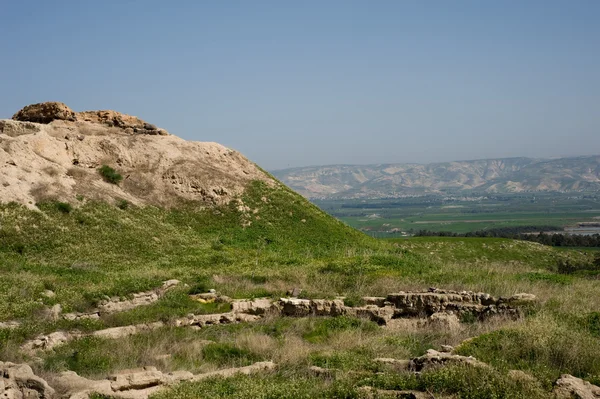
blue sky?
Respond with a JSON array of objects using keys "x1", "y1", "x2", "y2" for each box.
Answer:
[{"x1": 1, "y1": 1, "x2": 598, "y2": 170}]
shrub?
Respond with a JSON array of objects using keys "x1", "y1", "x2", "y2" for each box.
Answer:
[
  {"x1": 343, "y1": 293, "x2": 365, "y2": 308},
  {"x1": 117, "y1": 199, "x2": 129, "y2": 210},
  {"x1": 98, "y1": 165, "x2": 123, "y2": 184},
  {"x1": 557, "y1": 259, "x2": 600, "y2": 275},
  {"x1": 56, "y1": 202, "x2": 73, "y2": 214}
]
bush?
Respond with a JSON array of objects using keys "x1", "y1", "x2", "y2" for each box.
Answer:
[
  {"x1": 557, "y1": 259, "x2": 600, "y2": 275},
  {"x1": 98, "y1": 165, "x2": 123, "y2": 184},
  {"x1": 343, "y1": 293, "x2": 365, "y2": 308},
  {"x1": 116, "y1": 199, "x2": 129, "y2": 210},
  {"x1": 56, "y1": 202, "x2": 73, "y2": 214}
]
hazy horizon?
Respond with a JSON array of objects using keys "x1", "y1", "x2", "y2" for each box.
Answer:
[
  {"x1": 1, "y1": 1, "x2": 598, "y2": 170},
  {"x1": 270, "y1": 153, "x2": 600, "y2": 172}
]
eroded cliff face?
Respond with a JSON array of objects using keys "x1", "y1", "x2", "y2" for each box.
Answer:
[{"x1": 0, "y1": 102, "x2": 273, "y2": 208}]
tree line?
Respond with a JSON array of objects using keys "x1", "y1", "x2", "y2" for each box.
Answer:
[{"x1": 414, "y1": 226, "x2": 600, "y2": 247}]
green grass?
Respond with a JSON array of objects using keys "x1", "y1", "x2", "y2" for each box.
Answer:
[
  {"x1": 3, "y1": 180, "x2": 600, "y2": 397},
  {"x1": 98, "y1": 165, "x2": 123, "y2": 184},
  {"x1": 317, "y1": 193, "x2": 600, "y2": 235},
  {"x1": 150, "y1": 364, "x2": 548, "y2": 399},
  {"x1": 302, "y1": 316, "x2": 378, "y2": 343}
]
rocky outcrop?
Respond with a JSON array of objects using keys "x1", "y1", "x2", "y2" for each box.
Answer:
[
  {"x1": 12, "y1": 102, "x2": 77, "y2": 124},
  {"x1": 0, "y1": 361, "x2": 55, "y2": 398},
  {"x1": 52, "y1": 362, "x2": 276, "y2": 399},
  {"x1": 11, "y1": 102, "x2": 165, "y2": 135},
  {"x1": 77, "y1": 110, "x2": 168, "y2": 135},
  {"x1": 553, "y1": 374, "x2": 600, "y2": 399},
  {"x1": 1, "y1": 102, "x2": 273, "y2": 208}
]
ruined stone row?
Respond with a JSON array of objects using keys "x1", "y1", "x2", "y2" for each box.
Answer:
[
  {"x1": 20, "y1": 289, "x2": 537, "y2": 354},
  {"x1": 277, "y1": 289, "x2": 537, "y2": 324},
  {"x1": 62, "y1": 280, "x2": 181, "y2": 321},
  {"x1": 0, "y1": 361, "x2": 275, "y2": 399}
]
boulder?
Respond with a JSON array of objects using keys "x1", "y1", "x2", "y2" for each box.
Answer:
[
  {"x1": 22, "y1": 331, "x2": 72, "y2": 352},
  {"x1": 190, "y1": 361, "x2": 276, "y2": 381},
  {"x1": 109, "y1": 366, "x2": 164, "y2": 391},
  {"x1": 553, "y1": 374, "x2": 600, "y2": 399},
  {"x1": 421, "y1": 312, "x2": 461, "y2": 332},
  {"x1": 346, "y1": 305, "x2": 395, "y2": 325},
  {"x1": 0, "y1": 361, "x2": 55, "y2": 398},
  {"x1": 280, "y1": 298, "x2": 312, "y2": 316},
  {"x1": 409, "y1": 349, "x2": 488, "y2": 372},
  {"x1": 52, "y1": 370, "x2": 113, "y2": 397},
  {"x1": 12, "y1": 102, "x2": 77, "y2": 124}
]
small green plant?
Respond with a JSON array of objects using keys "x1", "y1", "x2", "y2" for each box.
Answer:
[
  {"x1": 56, "y1": 202, "x2": 73, "y2": 214},
  {"x1": 343, "y1": 293, "x2": 365, "y2": 308},
  {"x1": 117, "y1": 199, "x2": 129, "y2": 210},
  {"x1": 459, "y1": 312, "x2": 477, "y2": 324},
  {"x1": 98, "y1": 165, "x2": 123, "y2": 184}
]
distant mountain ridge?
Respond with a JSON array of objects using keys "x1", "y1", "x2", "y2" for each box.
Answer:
[{"x1": 272, "y1": 156, "x2": 600, "y2": 199}]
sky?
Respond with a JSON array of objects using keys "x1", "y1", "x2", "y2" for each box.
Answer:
[{"x1": 1, "y1": 1, "x2": 598, "y2": 170}]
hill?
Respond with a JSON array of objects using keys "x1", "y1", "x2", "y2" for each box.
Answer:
[
  {"x1": 273, "y1": 156, "x2": 600, "y2": 199},
  {"x1": 2, "y1": 103, "x2": 600, "y2": 398}
]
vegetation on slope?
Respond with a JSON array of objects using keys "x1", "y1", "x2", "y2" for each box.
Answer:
[{"x1": 2, "y1": 180, "x2": 600, "y2": 397}]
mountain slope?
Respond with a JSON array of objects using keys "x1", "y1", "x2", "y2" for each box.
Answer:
[{"x1": 273, "y1": 156, "x2": 600, "y2": 198}]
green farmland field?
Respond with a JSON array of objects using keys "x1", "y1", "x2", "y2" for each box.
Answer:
[{"x1": 314, "y1": 192, "x2": 600, "y2": 236}]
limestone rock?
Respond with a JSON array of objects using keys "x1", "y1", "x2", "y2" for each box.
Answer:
[
  {"x1": 190, "y1": 361, "x2": 276, "y2": 381},
  {"x1": 409, "y1": 349, "x2": 488, "y2": 372},
  {"x1": 553, "y1": 374, "x2": 600, "y2": 399},
  {"x1": 421, "y1": 312, "x2": 461, "y2": 332},
  {"x1": 109, "y1": 366, "x2": 164, "y2": 391},
  {"x1": 22, "y1": 331, "x2": 72, "y2": 352},
  {"x1": 0, "y1": 361, "x2": 55, "y2": 399},
  {"x1": 440, "y1": 345, "x2": 454, "y2": 353},
  {"x1": 231, "y1": 298, "x2": 276, "y2": 315},
  {"x1": 52, "y1": 370, "x2": 113, "y2": 397},
  {"x1": 98, "y1": 280, "x2": 180, "y2": 314},
  {"x1": 93, "y1": 322, "x2": 164, "y2": 340},
  {"x1": 12, "y1": 102, "x2": 76, "y2": 124}
]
